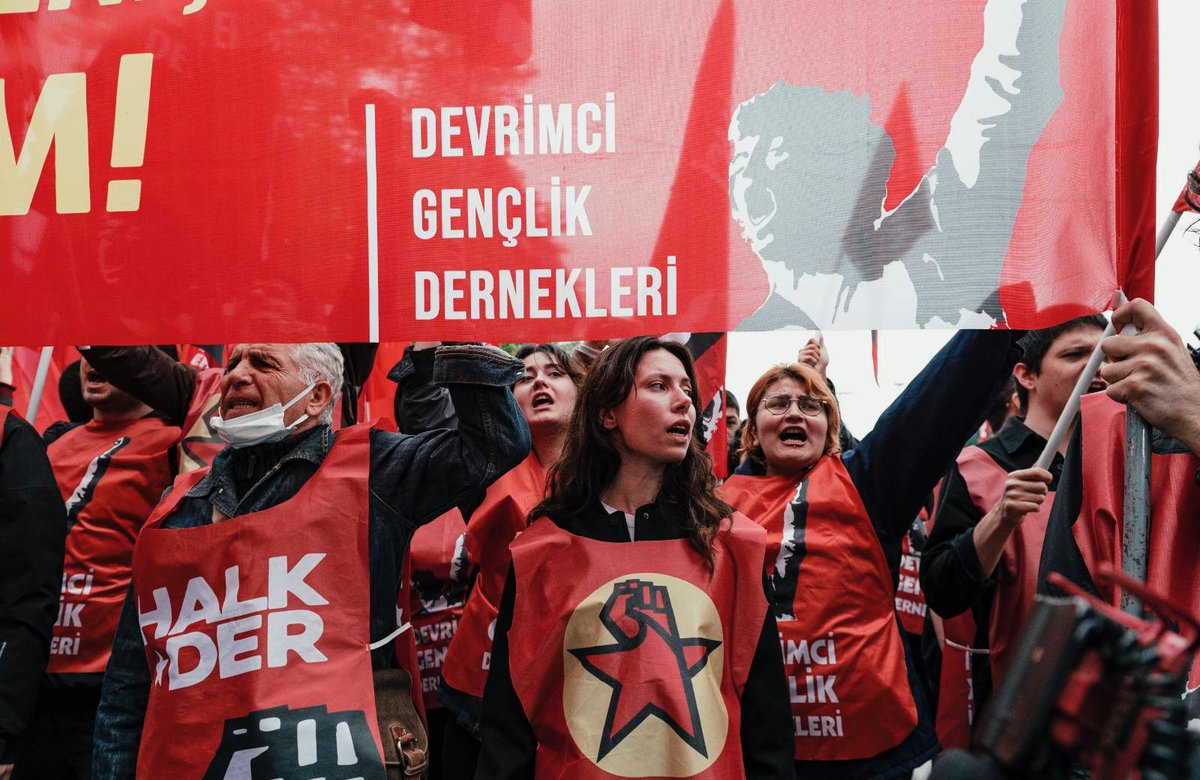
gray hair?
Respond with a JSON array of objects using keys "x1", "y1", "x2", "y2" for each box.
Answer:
[{"x1": 291, "y1": 343, "x2": 344, "y2": 425}]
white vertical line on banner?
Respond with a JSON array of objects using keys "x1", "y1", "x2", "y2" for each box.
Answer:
[{"x1": 365, "y1": 103, "x2": 380, "y2": 343}]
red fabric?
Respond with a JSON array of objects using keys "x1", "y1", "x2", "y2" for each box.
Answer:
[
  {"x1": 507, "y1": 515, "x2": 766, "y2": 778},
  {"x1": 10, "y1": 347, "x2": 78, "y2": 433},
  {"x1": 0, "y1": 1, "x2": 1155, "y2": 344},
  {"x1": 178, "y1": 367, "x2": 224, "y2": 473},
  {"x1": 1074, "y1": 395, "x2": 1200, "y2": 699},
  {"x1": 0, "y1": 405, "x2": 10, "y2": 445},
  {"x1": 722, "y1": 462, "x2": 917, "y2": 761},
  {"x1": 682, "y1": 334, "x2": 728, "y2": 479},
  {"x1": 955, "y1": 446, "x2": 1058, "y2": 685},
  {"x1": 442, "y1": 453, "x2": 546, "y2": 698},
  {"x1": 358, "y1": 342, "x2": 409, "y2": 429},
  {"x1": 935, "y1": 612, "x2": 978, "y2": 751},
  {"x1": 45, "y1": 416, "x2": 179, "y2": 673},
  {"x1": 895, "y1": 509, "x2": 929, "y2": 637},
  {"x1": 131, "y1": 425, "x2": 385, "y2": 777},
  {"x1": 404, "y1": 508, "x2": 467, "y2": 711},
  {"x1": 1172, "y1": 159, "x2": 1200, "y2": 214}
]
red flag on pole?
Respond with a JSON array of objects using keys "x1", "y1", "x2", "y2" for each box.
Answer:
[{"x1": 1172, "y1": 159, "x2": 1200, "y2": 214}]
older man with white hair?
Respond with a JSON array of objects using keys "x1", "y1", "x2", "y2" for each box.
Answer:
[{"x1": 82, "y1": 342, "x2": 529, "y2": 780}]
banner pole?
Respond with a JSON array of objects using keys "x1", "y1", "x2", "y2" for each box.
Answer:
[
  {"x1": 1155, "y1": 210, "x2": 1182, "y2": 259},
  {"x1": 1117, "y1": 208, "x2": 1186, "y2": 614},
  {"x1": 25, "y1": 346, "x2": 55, "y2": 423}
]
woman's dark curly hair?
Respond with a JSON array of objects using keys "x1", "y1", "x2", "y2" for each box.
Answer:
[{"x1": 530, "y1": 337, "x2": 732, "y2": 564}]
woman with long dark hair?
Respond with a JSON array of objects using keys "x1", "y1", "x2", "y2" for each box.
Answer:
[
  {"x1": 475, "y1": 337, "x2": 793, "y2": 779},
  {"x1": 721, "y1": 330, "x2": 1021, "y2": 778}
]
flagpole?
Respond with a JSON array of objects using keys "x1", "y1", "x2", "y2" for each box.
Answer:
[
  {"x1": 25, "y1": 346, "x2": 55, "y2": 424},
  {"x1": 1155, "y1": 211, "x2": 1182, "y2": 258}
]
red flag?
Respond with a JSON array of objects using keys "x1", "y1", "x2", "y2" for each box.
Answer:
[
  {"x1": 671, "y1": 333, "x2": 728, "y2": 479},
  {"x1": 11, "y1": 346, "x2": 78, "y2": 432},
  {"x1": 1172, "y1": 159, "x2": 1200, "y2": 214},
  {"x1": 0, "y1": 0, "x2": 1156, "y2": 343}
]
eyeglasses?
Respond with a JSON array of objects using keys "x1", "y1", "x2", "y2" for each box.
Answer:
[{"x1": 760, "y1": 393, "x2": 826, "y2": 417}]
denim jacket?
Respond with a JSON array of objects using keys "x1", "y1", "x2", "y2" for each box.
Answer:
[{"x1": 92, "y1": 344, "x2": 530, "y2": 779}]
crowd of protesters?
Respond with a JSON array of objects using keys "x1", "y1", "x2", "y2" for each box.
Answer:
[{"x1": 0, "y1": 298, "x2": 1198, "y2": 779}]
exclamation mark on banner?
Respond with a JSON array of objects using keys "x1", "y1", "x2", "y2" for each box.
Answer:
[{"x1": 106, "y1": 53, "x2": 153, "y2": 213}]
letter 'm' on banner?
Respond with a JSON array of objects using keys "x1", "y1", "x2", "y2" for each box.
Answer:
[{"x1": 0, "y1": 72, "x2": 90, "y2": 216}]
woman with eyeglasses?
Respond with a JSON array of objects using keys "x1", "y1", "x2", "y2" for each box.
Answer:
[{"x1": 721, "y1": 330, "x2": 1022, "y2": 779}]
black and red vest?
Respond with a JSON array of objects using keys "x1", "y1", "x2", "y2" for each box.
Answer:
[
  {"x1": 442, "y1": 452, "x2": 546, "y2": 697},
  {"x1": 954, "y1": 445, "x2": 1058, "y2": 685},
  {"x1": 404, "y1": 507, "x2": 467, "y2": 711},
  {"x1": 1071, "y1": 395, "x2": 1200, "y2": 700},
  {"x1": 722, "y1": 457, "x2": 918, "y2": 761},
  {"x1": 507, "y1": 515, "x2": 766, "y2": 778},
  {"x1": 46, "y1": 416, "x2": 180, "y2": 674},
  {"x1": 132, "y1": 425, "x2": 385, "y2": 778}
]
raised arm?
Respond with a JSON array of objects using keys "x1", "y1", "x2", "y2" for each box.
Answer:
[
  {"x1": 371, "y1": 344, "x2": 530, "y2": 528},
  {"x1": 844, "y1": 330, "x2": 1022, "y2": 553},
  {"x1": 388, "y1": 344, "x2": 457, "y2": 434},
  {"x1": 79, "y1": 346, "x2": 197, "y2": 427}
]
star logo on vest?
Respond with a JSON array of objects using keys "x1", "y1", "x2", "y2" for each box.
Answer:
[{"x1": 563, "y1": 574, "x2": 729, "y2": 777}]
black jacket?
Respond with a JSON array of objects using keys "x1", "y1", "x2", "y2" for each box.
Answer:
[{"x1": 0, "y1": 412, "x2": 68, "y2": 762}]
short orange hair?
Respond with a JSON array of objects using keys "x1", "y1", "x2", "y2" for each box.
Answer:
[{"x1": 740, "y1": 362, "x2": 842, "y2": 469}]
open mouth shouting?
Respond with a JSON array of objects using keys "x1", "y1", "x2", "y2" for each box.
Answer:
[
  {"x1": 222, "y1": 395, "x2": 261, "y2": 419},
  {"x1": 778, "y1": 425, "x2": 809, "y2": 447},
  {"x1": 666, "y1": 420, "x2": 693, "y2": 443},
  {"x1": 530, "y1": 391, "x2": 554, "y2": 410}
]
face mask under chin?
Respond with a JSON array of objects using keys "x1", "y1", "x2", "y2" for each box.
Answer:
[{"x1": 210, "y1": 382, "x2": 316, "y2": 449}]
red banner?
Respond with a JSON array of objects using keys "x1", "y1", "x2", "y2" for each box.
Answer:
[{"x1": 0, "y1": 0, "x2": 1155, "y2": 345}]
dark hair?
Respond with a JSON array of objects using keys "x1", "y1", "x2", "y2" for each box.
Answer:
[
  {"x1": 723, "y1": 389, "x2": 740, "y2": 414},
  {"x1": 986, "y1": 376, "x2": 1018, "y2": 432},
  {"x1": 59, "y1": 360, "x2": 92, "y2": 423},
  {"x1": 513, "y1": 343, "x2": 582, "y2": 386},
  {"x1": 531, "y1": 337, "x2": 732, "y2": 564},
  {"x1": 1015, "y1": 315, "x2": 1107, "y2": 408}
]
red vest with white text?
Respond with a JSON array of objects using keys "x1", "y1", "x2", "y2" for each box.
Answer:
[
  {"x1": 442, "y1": 453, "x2": 545, "y2": 697},
  {"x1": 403, "y1": 508, "x2": 467, "y2": 710},
  {"x1": 508, "y1": 515, "x2": 766, "y2": 779},
  {"x1": 1072, "y1": 395, "x2": 1200, "y2": 701},
  {"x1": 896, "y1": 509, "x2": 930, "y2": 636},
  {"x1": 955, "y1": 445, "x2": 1057, "y2": 685},
  {"x1": 131, "y1": 425, "x2": 385, "y2": 779},
  {"x1": 722, "y1": 458, "x2": 918, "y2": 761},
  {"x1": 46, "y1": 416, "x2": 179, "y2": 674}
]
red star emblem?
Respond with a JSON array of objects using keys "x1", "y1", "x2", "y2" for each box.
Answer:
[{"x1": 569, "y1": 579, "x2": 721, "y2": 760}]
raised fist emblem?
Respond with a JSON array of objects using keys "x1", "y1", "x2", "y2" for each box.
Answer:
[{"x1": 203, "y1": 704, "x2": 385, "y2": 780}]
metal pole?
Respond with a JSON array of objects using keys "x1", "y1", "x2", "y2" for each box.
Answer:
[
  {"x1": 1118, "y1": 210, "x2": 1184, "y2": 614},
  {"x1": 25, "y1": 346, "x2": 54, "y2": 423}
]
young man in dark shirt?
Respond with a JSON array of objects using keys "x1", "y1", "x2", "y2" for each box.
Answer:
[{"x1": 921, "y1": 315, "x2": 1106, "y2": 714}]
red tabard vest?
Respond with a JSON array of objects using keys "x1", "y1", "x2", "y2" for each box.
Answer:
[
  {"x1": 442, "y1": 453, "x2": 546, "y2": 697},
  {"x1": 955, "y1": 445, "x2": 1058, "y2": 685},
  {"x1": 403, "y1": 508, "x2": 467, "y2": 710},
  {"x1": 0, "y1": 406, "x2": 9, "y2": 446},
  {"x1": 722, "y1": 457, "x2": 918, "y2": 761},
  {"x1": 46, "y1": 417, "x2": 180, "y2": 674},
  {"x1": 179, "y1": 368, "x2": 224, "y2": 473},
  {"x1": 934, "y1": 609, "x2": 977, "y2": 750},
  {"x1": 1072, "y1": 395, "x2": 1200, "y2": 699},
  {"x1": 896, "y1": 509, "x2": 930, "y2": 636},
  {"x1": 131, "y1": 425, "x2": 386, "y2": 779},
  {"x1": 507, "y1": 515, "x2": 766, "y2": 779}
]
